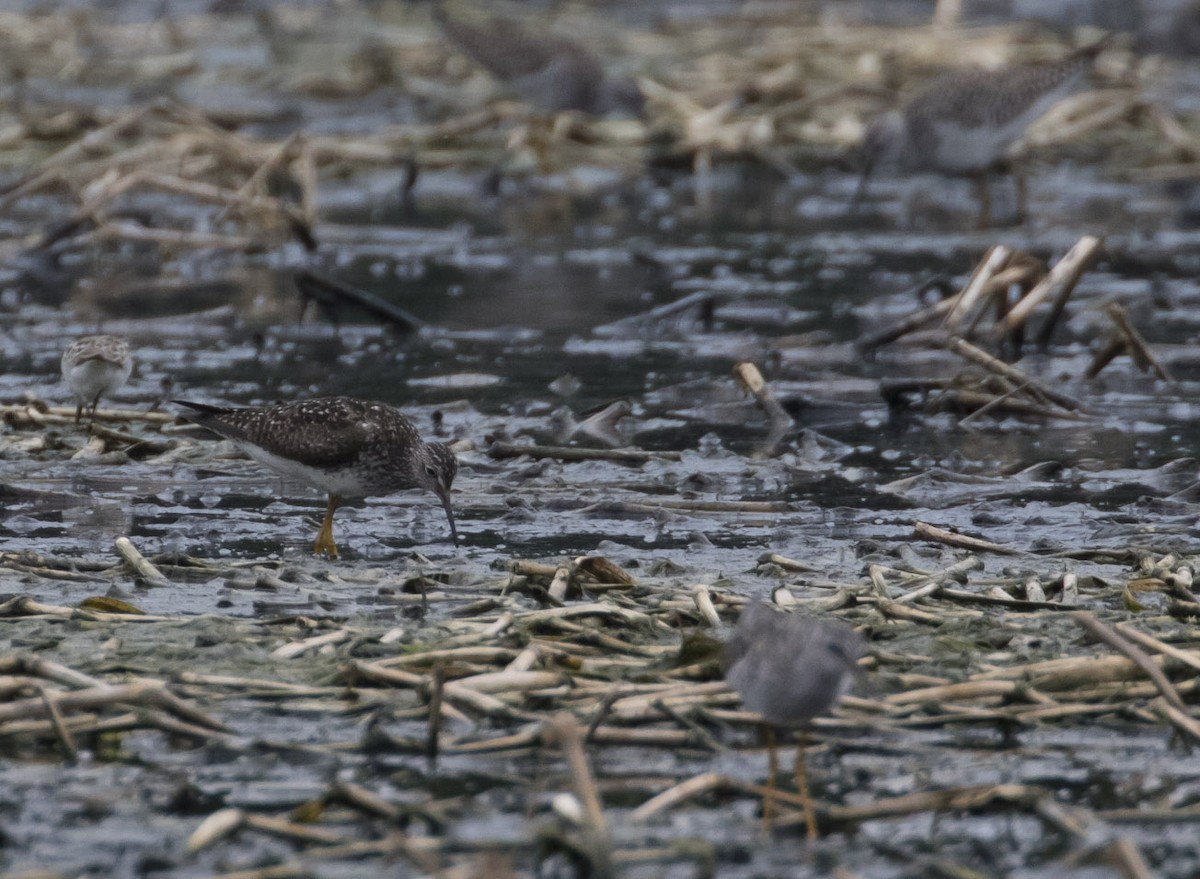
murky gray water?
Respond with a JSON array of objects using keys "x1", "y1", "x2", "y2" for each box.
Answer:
[{"x1": 4, "y1": 2, "x2": 1200, "y2": 877}]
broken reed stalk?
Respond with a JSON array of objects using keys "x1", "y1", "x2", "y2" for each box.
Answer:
[
  {"x1": 38, "y1": 684, "x2": 79, "y2": 762},
  {"x1": 1068, "y1": 612, "x2": 1187, "y2": 714},
  {"x1": 943, "y1": 244, "x2": 1012, "y2": 332},
  {"x1": 1088, "y1": 302, "x2": 1174, "y2": 382},
  {"x1": 548, "y1": 564, "x2": 574, "y2": 602},
  {"x1": 733, "y1": 361, "x2": 792, "y2": 456},
  {"x1": 996, "y1": 235, "x2": 1101, "y2": 340},
  {"x1": 0, "y1": 679, "x2": 225, "y2": 731},
  {"x1": 0, "y1": 402, "x2": 174, "y2": 425},
  {"x1": 1113, "y1": 624, "x2": 1200, "y2": 672},
  {"x1": 944, "y1": 336, "x2": 1086, "y2": 413},
  {"x1": 855, "y1": 276, "x2": 956, "y2": 351},
  {"x1": 114, "y1": 536, "x2": 171, "y2": 588},
  {"x1": 487, "y1": 442, "x2": 682, "y2": 464},
  {"x1": 912, "y1": 522, "x2": 1021, "y2": 556},
  {"x1": 691, "y1": 584, "x2": 721, "y2": 628},
  {"x1": 427, "y1": 661, "x2": 446, "y2": 763},
  {"x1": 963, "y1": 260, "x2": 1042, "y2": 339},
  {"x1": 0, "y1": 654, "x2": 110, "y2": 690},
  {"x1": 928, "y1": 388, "x2": 1088, "y2": 420},
  {"x1": 544, "y1": 714, "x2": 614, "y2": 879},
  {"x1": 863, "y1": 237, "x2": 1098, "y2": 358}
]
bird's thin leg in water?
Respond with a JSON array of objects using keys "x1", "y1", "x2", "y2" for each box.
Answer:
[
  {"x1": 1014, "y1": 170, "x2": 1028, "y2": 225},
  {"x1": 973, "y1": 173, "x2": 992, "y2": 230},
  {"x1": 761, "y1": 723, "x2": 777, "y2": 836},
  {"x1": 849, "y1": 162, "x2": 874, "y2": 214},
  {"x1": 794, "y1": 728, "x2": 817, "y2": 841},
  {"x1": 313, "y1": 495, "x2": 341, "y2": 558}
]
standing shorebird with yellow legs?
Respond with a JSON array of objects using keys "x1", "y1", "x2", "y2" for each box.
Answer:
[
  {"x1": 723, "y1": 601, "x2": 866, "y2": 839},
  {"x1": 174, "y1": 397, "x2": 458, "y2": 558},
  {"x1": 61, "y1": 335, "x2": 133, "y2": 427},
  {"x1": 855, "y1": 42, "x2": 1106, "y2": 227}
]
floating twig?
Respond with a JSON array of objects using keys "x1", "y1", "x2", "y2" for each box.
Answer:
[{"x1": 487, "y1": 441, "x2": 681, "y2": 464}]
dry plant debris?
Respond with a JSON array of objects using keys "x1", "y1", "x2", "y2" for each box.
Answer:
[
  {"x1": 4, "y1": 516, "x2": 1200, "y2": 873},
  {"x1": 0, "y1": 6, "x2": 1192, "y2": 270}
]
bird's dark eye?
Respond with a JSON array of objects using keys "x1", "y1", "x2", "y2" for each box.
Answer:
[{"x1": 425, "y1": 465, "x2": 438, "y2": 478}]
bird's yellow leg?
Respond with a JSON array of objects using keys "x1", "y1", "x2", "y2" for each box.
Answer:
[
  {"x1": 313, "y1": 495, "x2": 341, "y2": 559},
  {"x1": 87, "y1": 394, "x2": 102, "y2": 433},
  {"x1": 794, "y1": 729, "x2": 818, "y2": 842},
  {"x1": 974, "y1": 173, "x2": 992, "y2": 230},
  {"x1": 761, "y1": 723, "x2": 777, "y2": 837}
]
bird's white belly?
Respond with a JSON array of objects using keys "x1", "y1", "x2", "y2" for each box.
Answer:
[
  {"x1": 929, "y1": 81, "x2": 1078, "y2": 174},
  {"x1": 66, "y1": 359, "x2": 131, "y2": 401},
  {"x1": 235, "y1": 443, "x2": 369, "y2": 499},
  {"x1": 929, "y1": 119, "x2": 1022, "y2": 172}
]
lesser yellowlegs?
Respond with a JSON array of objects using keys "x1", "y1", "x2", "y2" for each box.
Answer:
[
  {"x1": 723, "y1": 601, "x2": 865, "y2": 839},
  {"x1": 174, "y1": 396, "x2": 459, "y2": 557},
  {"x1": 432, "y1": 1, "x2": 643, "y2": 117},
  {"x1": 60, "y1": 335, "x2": 133, "y2": 425},
  {"x1": 856, "y1": 43, "x2": 1103, "y2": 226}
]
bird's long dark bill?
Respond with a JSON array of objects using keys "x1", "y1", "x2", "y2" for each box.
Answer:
[{"x1": 437, "y1": 487, "x2": 459, "y2": 548}]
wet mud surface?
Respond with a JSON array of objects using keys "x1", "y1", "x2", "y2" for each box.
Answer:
[{"x1": 4, "y1": 2, "x2": 1200, "y2": 878}]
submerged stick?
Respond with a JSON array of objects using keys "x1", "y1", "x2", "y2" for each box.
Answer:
[
  {"x1": 592, "y1": 290, "x2": 715, "y2": 336},
  {"x1": 733, "y1": 361, "x2": 792, "y2": 457},
  {"x1": 1105, "y1": 302, "x2": 1173, "y2": 383},
  {"x1": 426, "y1": 662, "x2": 445, "y2": 764},
  {"x1": 488, "y1": 442, "x2": 681, "y2": 464},
  {"x1": 294, "y1": 269, "x2": 428, "y2": 334},
  {"x1": 912, "y1": 523, "x2": 1020, "y2": 556},
  {"x1": 944, "y1": 336, "x2": 1085, "y2": 413},
  {"x1": 856, "y1": 276, "x2": 955, "y2": 351}
]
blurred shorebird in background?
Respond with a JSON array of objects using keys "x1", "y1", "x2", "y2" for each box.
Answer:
[
  {"x1": 174, "y1": 397, "x2": 458, "y2": 558},
  {"x1": 723, "y1": 601, "x2": 866, "y2": 839},
  {"x1": 855, "y1": 41, "x2": 1106, "y2": 227},
  {"x1": 61, "y1": 335, "x2": 133, "y2": 426},
  {"x1": 432, "y1": 0, "x2": 644, "y2": 119}
]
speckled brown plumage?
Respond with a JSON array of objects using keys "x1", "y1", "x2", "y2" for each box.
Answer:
[
  {"x1": 864, "y1": 46, "x2": 1101, "y2": 174},
  {"x1": 903, "y1": 49, "x2": 1099, "y2": 166},
  {"x1": 433, "y1": 2, "x2": 643, "y2": 116},
  {"x1": 61, "y1": 334, "x2": 133, "y2": 425},
  {"x1": 856, "y1": 44, "x2": 1102, "y2": 225},
  {"x1": 175, "y1": 396, "x2": 458, "y2": 555}
]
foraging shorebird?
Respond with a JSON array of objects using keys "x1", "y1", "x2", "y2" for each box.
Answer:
[
  {"x1": 723, "y1": 601, "x2": 865, "y2": 838},
  {"x1": 855, "y1": 43, "x2": 1104, "y2": 227},
  {"x1": 432, "y1": 1, "x2": 644, "y2": 118},
  {"x1": 174, "y1": 397, "x2": 458, "y2": 557},
  {"x1": 60, "y1": 335, "x2": 133, "y2": 425}
]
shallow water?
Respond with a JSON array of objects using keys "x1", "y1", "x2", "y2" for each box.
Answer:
[{"x1": 4, "y1": 3, "x2": 1200, "y2": 877}]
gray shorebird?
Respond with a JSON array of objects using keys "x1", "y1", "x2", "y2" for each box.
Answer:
[
  {"x1": 61, "y1": 335, "x2": 133, "y2": 425},
  {"x1": 723, "y1": 601, "x2": 865, "y2": 839},
  {"x1": 174, "y1": 396, "x2": 458, "y2": 557},
  {"x1": 432, "y1": 2, "x2": 643, "y2": 117},
  {"x1": 855, "y1": 43, "x2": 1103, "y2": 226}
]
